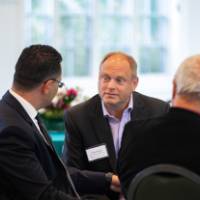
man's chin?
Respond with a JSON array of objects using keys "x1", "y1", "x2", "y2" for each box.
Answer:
[{"x1": 104, "y1": 99, "x2": 117, "y2": 107}]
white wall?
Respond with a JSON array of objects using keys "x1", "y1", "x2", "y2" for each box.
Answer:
[
  {"x1": 181, "y1": 0, "x2": 200, "y2": 57},
  {"x1": 1, "y1": 0, "x2": 200, "y2": 100},
  {"x1": 0, "y1": 0, "x2": 24, "y2": 97}
]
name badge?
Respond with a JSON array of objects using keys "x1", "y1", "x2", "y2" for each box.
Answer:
[{"x1": 86, "y1": 144, "x2": 109, "y2": 162}]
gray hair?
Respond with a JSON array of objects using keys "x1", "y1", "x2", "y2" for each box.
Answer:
[{"x1": 174, "y1": 54, "x2": 200, "y2": 100}]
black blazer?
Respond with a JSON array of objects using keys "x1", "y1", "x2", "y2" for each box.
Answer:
[
  {"x1": 62, "y1": 92, "x2": 169, "y2": 173},
  {"x1": 117, "y1": 107, "x2": 200, "y2": 196},
  {"x1": 0, "y1": 91, "x2": 108, "y2": 200}
]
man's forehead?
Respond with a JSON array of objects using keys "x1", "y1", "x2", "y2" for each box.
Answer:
[{"x1": 105, "y1": 54, "x2": 127, "y2": 63}]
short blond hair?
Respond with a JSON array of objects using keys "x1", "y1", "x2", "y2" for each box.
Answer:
[{"x1": 100, "y1": 51, "x2": 137, "y2": 77}]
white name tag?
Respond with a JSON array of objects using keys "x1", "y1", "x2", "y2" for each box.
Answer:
[{"x1": 86, "y1": 144, "x2": 109, "y2": 162}]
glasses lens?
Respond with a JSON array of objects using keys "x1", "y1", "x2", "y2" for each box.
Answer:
[
  {"x1": 50, "y1": 79, "x2": 64, "y2": 88},
  {"x1": 58, "y1": 81, "x2": 64, "y2": 88}
]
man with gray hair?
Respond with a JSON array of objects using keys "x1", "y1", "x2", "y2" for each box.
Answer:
[{"x1": 117, "y1": 54, "x2": 200, "y2": 197}]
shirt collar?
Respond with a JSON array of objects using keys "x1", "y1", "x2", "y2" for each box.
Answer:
[
  {"x1": 9, "y1": 89, "x2": 38, "y2": 120},
  {"x1": 101, "y1": 94, "x2": 133, "y2": 118}
]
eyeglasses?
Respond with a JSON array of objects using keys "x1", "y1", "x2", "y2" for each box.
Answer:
[{"x1": 51, "y1": 79, "x2": 64, "y2": 88}]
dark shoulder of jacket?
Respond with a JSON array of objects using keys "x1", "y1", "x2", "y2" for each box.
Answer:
[
  {"x1": 65, "y1": 94, "x2": 100, "y2": 115},
  {"x1": 133, "y1": 91, "x2": 169, "y2": 108},
  {"x1": 124, "y1": 115, "x2": 165, "y2": 140}
]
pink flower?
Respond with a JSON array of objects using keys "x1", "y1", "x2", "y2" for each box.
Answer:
[
  {"x1": 40, "y1": 87, "x2": 78, "y2": 119},
  {"x1": 45, "y1": 87, "x2": 78, "y2": 110},
  {"x1": 66, "y1": 88, "x2": 78, "y2": 98}
]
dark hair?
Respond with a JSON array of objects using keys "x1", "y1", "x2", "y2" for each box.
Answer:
[
  {"x1": 14, "y1": 44, "x2": 62, "y2": 90},
  {"x1": 100, "y1": 51, "x2": 137, "y2": 76}
]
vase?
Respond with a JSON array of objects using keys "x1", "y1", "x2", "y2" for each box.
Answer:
[{"x1": 41, "y1": 117, "x2": 65, "y2": 131}]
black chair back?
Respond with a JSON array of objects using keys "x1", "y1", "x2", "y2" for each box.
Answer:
[{"x1": 127, "y1": 164, "x2": 200, "y2": 200}]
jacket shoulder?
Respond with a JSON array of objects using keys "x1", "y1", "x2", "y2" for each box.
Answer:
[
  {"x1": 65, "y1": 94, "x2": 100, "y2": 116},
  {"x1": 134, "y1": 91, "x2": 169, "y2": 109},
  {"x1": 134, "y1": 91, "x2": 168, "y2": 104}
]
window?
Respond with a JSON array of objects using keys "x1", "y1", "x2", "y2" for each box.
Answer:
[
  {"x1": 25, "y1": 0, "x2": 171, "y2": 77},
  {"x1": 135, "y1": 0, "x2": 170, "y2": 73},
  {"x1": 25, "y1": 0, "x2": 175, "y2": 100}
]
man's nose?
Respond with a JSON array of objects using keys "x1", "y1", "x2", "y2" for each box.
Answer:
[{"x1": 107, "y1": 79, "x2": 116, "y2": 89}]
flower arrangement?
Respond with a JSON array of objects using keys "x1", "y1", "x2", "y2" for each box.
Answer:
[{"x1": 40, "y1": 87, "x2": 78, "y2": 120}]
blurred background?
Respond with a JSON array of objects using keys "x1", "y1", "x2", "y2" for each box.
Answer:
[{"x1": 0, "y1": 0, "x2": 199, "y2": 101}]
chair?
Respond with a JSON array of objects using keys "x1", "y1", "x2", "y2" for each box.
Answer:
[{"x1": 127, "y1": 164, "x2": 200, "y2": 200}]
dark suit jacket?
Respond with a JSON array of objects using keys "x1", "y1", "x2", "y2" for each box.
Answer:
[
  {"x1": 62, "y1": 92, "x2": 169, "y2": 199},
  {"x1": 117, "y1": 107, "x2": 200, "y2": 197},
  {"x1": 0, "y1": 91, "x2": 108, "y2": 200},
  {"x1": 62, "y1": 92, "x2": 169, "y2": 171}
]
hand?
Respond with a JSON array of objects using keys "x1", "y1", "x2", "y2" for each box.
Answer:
[{"x1": 110, "y1": 174, "x2": 121, "y2": 193}]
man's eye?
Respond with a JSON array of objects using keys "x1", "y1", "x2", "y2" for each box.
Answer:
[
  {"x1": 116, "y1": 78, "x2": 125, "y2": 84},
  {"x1": 102, "y1": 76, "x2": 110, "y2": 81}
]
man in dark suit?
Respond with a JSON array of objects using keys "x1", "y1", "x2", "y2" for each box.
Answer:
[
  {"x1": 62, "y1": 52, "x2": 169, "y2": 199},
  {"x1": 117, "y1": 54, "x2": 200, "y2": 197},
  {"x1": 0, "y1": 44, "x2": 116, "y2": 200}
]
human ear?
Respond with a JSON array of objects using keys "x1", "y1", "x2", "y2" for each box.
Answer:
[{"x1": 41, "y1": 80, "x2": 53, "y2": 94}]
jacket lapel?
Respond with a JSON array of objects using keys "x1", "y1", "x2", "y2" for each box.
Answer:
[
  {"x1": 90, "y1": 96, "x2": 117, "y2": 170},
  {"x1": 2, "y1": 91, "x2": 56, "y2": 152},
  {"x1": 131, "y1": 92, "x2": 148, "y2": 120}
]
